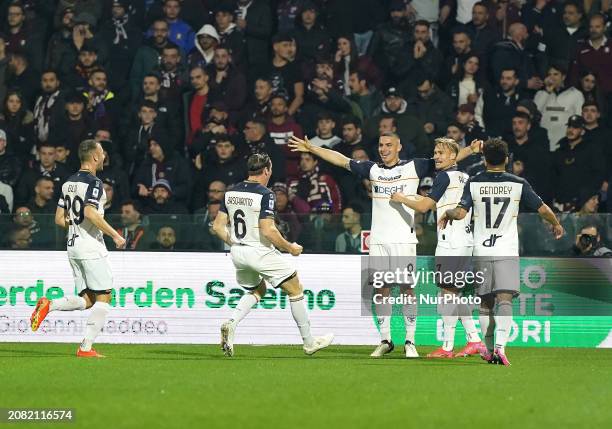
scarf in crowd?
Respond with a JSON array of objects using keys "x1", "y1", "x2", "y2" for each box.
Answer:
[
  {"x1": 90, "y1": 89, "x2": 110, "y2": 120},
  {"x1": 112, "y1": 14, "x2": 129, "y2": 44},
  {"x1": 160, "y1": 70, "x2": 176, "y2": 88},
  {"x1": 33, "y1": 90, "x2": 59, "y2": 142}
]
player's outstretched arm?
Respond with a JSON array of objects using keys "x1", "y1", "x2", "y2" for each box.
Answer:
[
  {"x1": 212, "y1": 212, "x2": 232, "y2": 246},
  {"x1": 84, "y1": 205, "x2": 126, "y2": 249},
  {"x1": 55, "y1": 207, "x2": 69, "y2": 229},
  {"x1": 288, "y1": 136, "x2": 352, "y2": 170},
  {"x1": 537, "y1": 203, "x2": 564, "y2": 239},
  {"x1": 259, "y1": 218, "x2": 303, "y2": 256},
  {"x1": 456, "y1": 139, "x2": 483, "y2": 162},
  {"x1": 390, "y1": 193, "x2": 435, "y2": 213}
]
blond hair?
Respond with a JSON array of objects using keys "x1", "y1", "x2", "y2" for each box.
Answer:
[{"x1": 434, "y1": 138, "x2": 460, "y2": 156}]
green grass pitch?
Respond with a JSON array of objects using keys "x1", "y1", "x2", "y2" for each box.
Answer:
[{"x1": 1, "y1": 343, "x2": 611, "y2": 429}]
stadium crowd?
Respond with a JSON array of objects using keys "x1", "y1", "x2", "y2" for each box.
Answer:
[{"x1": 0, "y1": 0, "x2": 611, "y2": 254}]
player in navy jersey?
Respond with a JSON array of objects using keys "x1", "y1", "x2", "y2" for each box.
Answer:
[
  {"x1": 30, "y1": 140, "x2": 126, "y2": 358},
  {"x1": 390, "y1": 138, "x2": 482, "y2": 358},
  {"x1": 289, "y1": 133, "x2": 480, "y2": 358},
  {"x1": 212, "y1": 153, "x2": 333, "y2": 357},
  {"x1": 439, "y1": 138, "x2": 563, "y2": 366}
]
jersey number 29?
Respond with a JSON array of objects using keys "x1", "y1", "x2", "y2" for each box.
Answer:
[{"x1": 64, "y1": 195, "x2": 85, "y2": 225}]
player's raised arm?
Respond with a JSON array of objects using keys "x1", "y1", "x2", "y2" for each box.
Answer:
[
  {"x1": 212, "y1": 211, "x2": 232, "y2": 246},
  {"x1": 455, "y1": 139, "x2": 483, "y2": 162},
  {"x1": 288, "y1": 136, "x2": 352, "y2": 170},
  {"x1": 259, "y1": 218, "x2": 303, "y2": 256},
  {"x1": 83, "y1": 205, "x2": 126, "y2": 249}
]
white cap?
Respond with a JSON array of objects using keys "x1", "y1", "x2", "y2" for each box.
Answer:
[
  {"x1": 0, "y1": 129, "x2": 6, "y2": 140},
  {"x1": 196, "y1": 24, "x2": 220, "y2": 42}
]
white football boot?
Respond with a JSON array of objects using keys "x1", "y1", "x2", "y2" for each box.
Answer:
[
  {"x1": 370, "y1": 340, "x2": 394, "y2": 357},
  {"x1": 404, "y1": 340, "x2": 419, "y2": 358},
  {"x1": 303, "y1": 333, "x2": 335, "y2": 355},
  {"x1": 220, "y1": 320, "x2": 236, "y2": 357}
]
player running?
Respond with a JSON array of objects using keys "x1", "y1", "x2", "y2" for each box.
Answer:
[
  {"x1": 439, "y1": 138, "x2": 563, "y2": 366},
  {"x1": 30, "y1": 139, "x2": 126, "y2": 358},
  {"x1": 213, "y1": 153, "x2": 334, "y2": 357},
  {"x1": 289, "y1": 133, "x2": 480, "y2": 358},
  {"x1": 390, "y1": 138, "x2": 483, "y2": 358}
]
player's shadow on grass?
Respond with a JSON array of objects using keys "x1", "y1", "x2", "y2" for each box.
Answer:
[{"x1": 135, "y1": 348, "x2": 373, "y2": 360}]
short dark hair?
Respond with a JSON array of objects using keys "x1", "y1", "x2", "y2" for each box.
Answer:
[
  {"x1": 547, "y1": 63, "x2": 568, "y2": 76},
  {"x1": 414, "y1": 19, "x2": 430, "y2": 28},
  {"x1": 35, "y1": 176, "x2": 54, "y2": 186},
  {"x1": 379, "y1": 116, "x2": 397, "y2": 128},
  {"x1": 162, "y1": 43, "x2": 181, "y2": 54},
  {"x1": 121, "y1": 199, "x2": 142, "y2": 213},
  {"x1": 501, "y1": 67, "x2": 518, "y2": 78},
  {"x1": 350, "y1": 69, "x2": 368, "y2": 86},
  {"x1": 247, "y1": 152, "x2": 272, "y2": 175},
  {"x1": 483, "y1": 138, "x2": 509, "y2": 166},
  {"x1": 582, "y1": 101, "x2": 600, "y2": 111},
  {"x1": 345, "y1": 201, "x2": 364, "y2": 215},
  {"x1": 140, "y1": 99, "x2": 158, "y2": 110},
  {"x1": 143, "y1": 73, "x2": 161, "y2": 83},
  {"x1": 342, "y1": 114, "x2": 362, "y2": 129},
  {"x1": 78, "y1": 139, "x2": 99, "y2": 162},
  {"x1": 513, "y1": 111, "x2": 532, "y2": 123},
  {"x1": 41, "y1": 69, "x2": 59, "y2": 79}
]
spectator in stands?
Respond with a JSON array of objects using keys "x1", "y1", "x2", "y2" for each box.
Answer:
[
  {"x1": 54, "y1": 142, "x2": 76, "y2": 171},
  {"x1": 368, "y1": 0, "x2": 413, "y2": 81},
  {"x1": 542, "y1": 0, "x2": 587, "y2": 69},
  {"x1": 407, "y1": 76, "x2": 455, "y2": 139},
  {"x1": 582, "y1": 102, "x2": 611, "y2": 154},
  {"x1": 7, "y1": 225, "x2": 31, "y2": 249},
  {"x1": 572, "y1": 223, "x2": 612, "y2": 257},
  {"x1": 0, "y1": 90, "x2": 34, "y2": 160},
  {"x1": 134, "y1": 133, "x2": 192, "y2": 205},
  {"x1": 272, "y1": 182, "x2": 303, "y2": 242},
  {"x1": 97, "y1": 137, "x2": 130, "y2": 206},
  {"x1": 293, "y1": 1, "x2": 331, "y2": 64},
  {"x1": 207, "y1": 181, "x2": 226, "y2": 204},
  {"x1": 52, "y1": 92, "x2": 91, "y2": 157},
  {"x1": 184, "y1": 65, "x2": 209, "y2": 147},
  {"x1": 309, "y1": 112, "x2": 341, "y2": 148},
  {"x1": 191, "y1": 102, "x2": 237, "y2": 157},
  {"x1": 46, "y1": 6, "x2": 76, "y2": 75},
  {"x1": 27, "y1": 177, "x2": 56, "y2": 215},
  {"x1": 124, "y1": 100, "x2": 162, "y2": 170},
  {"x1": 16, "y1": 142, "x2": 69, "y2": 205},
  {"x1": 188, "y1": 24, "x2": 219, "y2": 69},
  {"x1": 83, "y1": 67, "x2": 118, "y2": 132},
  {"x1": 102, "y1": 177, "x2": 121, "y2": 215},
  {"x1": 157, "y1": 44, "x2": 188, "y2": 104},
  {"x1": 464, "y1": 1, "x2": 499, "y2": 57},
  {"x1": 236, "y1": 0, "x2": 273, "y2": 79},
  {"x1": 33, "y1": 70, "x2": 65, "y2": 145},
  {"x1": 440, "y1": 30, "x2": 473, "y2": 84},
  {"x1": 0, "y1": 129, "x2": 21, "y2": 187},
  {"x1": 576, "y1": 70, "x2": 607, "y2": 118},
  {"x1": 0, "y1": 35, "x2": 7, "y2": 106},
  {"x1": 535, "y1": 64, "x2": 585, "y2": 151},
  {"x1": 489, "y1": 22, "x2": 543, "y2": 90},
  {"x1": 575, "y1": 190, "x2": 600, "y2": 215},
  {"x1": 446, "y1": 54, "x2": 488, "y2": 108},
  {"x1": 162, "y1": 0, "x2": 195, "y2": 55},
  {"x1": 335, "y1": 203, "x2": 363, "y2": 253},
  {"x1": 289, "y1": 152, "x2": 342, "y2": 214},
  {"x1": 117, "y1": 200, "x2": 147, "y2": 250},
  {"x1": 145, "y1": 179, "x2": 188, "y2": 215},
  {"x1": 195, "y1": 135, "x2": 246, "y2": 193},
  {"x1": 268, "y1": 33, "x2": 304, "y2": 115},
  {"x1": 214, "y1": 3, "x2": 245, "y2": 70},
  {"x1": 571, "y1": 14, "x2": 612, "y2": 123},
  {"x1": 242, "y1": 77, "x2": 273, "y2": 124},
  {"x1": 129, "y1": 19, "x2": 171, "y2": 97},
  {"x1": 334, "y1": 34, "x2": 382, "y2": 94},
  {"x1": 194, "y1": 199, "x2": 225, "y2": 250},
  {"x1": 455, "y1": 103, "x2": 487, "y2": 143},
  {"x1": 12, "y1": 205, "x2": 53, "y2": 249},
  {"x1": 401, "y1": 20, "x2": 443, "y2": 91},
  {"x1": 208, "y1": 45, "x2": 247, "y2": 119},
  {"x1": 241, "y1": 117, "x2": 285, "y2": 182},
  {"x1": 515, "y1": 98, "x2": 550, "y2": 149},
  {"x1": 348, "y1": 70, "x2": 383, "y2": 119},
  {"x1": 4, "y1": 2, "x2": 44, "y2": 71},
  {"x1": 150, "y1": 225, "x2": 178, "y2": 251},
  {"x1": 476, "y1": 67, "x2": 525, "y2": 137},
  {"x1": 267, "y1": 94, "x2": 304, "y2": 175},
  {"x1": 334, "y1": 115, "x2": 365, "y2": 157},
  {"x1": 553, "y1": 115, "x2": 606, "y2": 209},
  {"x1": 63, "y1": 42, "x2": 100, "y2": 91},
  {"x1": 6, "y1": 52, "x2": 39, "y2": 106},
  {"x1": 507, "y1": 111, "x2": 552, "y2": 203}
]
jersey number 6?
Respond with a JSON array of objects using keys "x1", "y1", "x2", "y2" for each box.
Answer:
[{"x1": 234, "y1": 209, "x2": 247, "y2": 239}]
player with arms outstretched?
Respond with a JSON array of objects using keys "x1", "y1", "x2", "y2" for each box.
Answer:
[
  {"x1": 439, "y1": 138, "x2": 563, "y2": 366},
  {"x1": 30, "y1": 139, "x2": 126, "y2": 357},
  {"x1": 289, "y1": 133, "x2": 480, "y2": 358},
  {"x1": 390, "y1": 138, "x2": 483, "y2": 358},
  {"x1": 213, "y1": 153, "x2": 334, "y2": 357}
]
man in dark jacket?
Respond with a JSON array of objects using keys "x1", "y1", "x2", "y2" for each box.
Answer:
[
  {"x1": 553, "y1": 115, "x2": 606, "y2": 208},
  {"x1": 0, "y1": 129, "x2": 22, "y2": 187},
  {"x1": 33, "y1": 70, "x2": 65, "y2": 145},
  {"x1": 129, "y1": 19, "x2": 172, "y2": 96},
  {"x1": 133, "y1": 132, "x2": 193, "y2": 205},
  {"x1": 208, "y1": 45, "x2": 247, "y2": 120},
  {"x1": 542, "y1": 0, "x2": 587, "y2": 69},
  {"x1": 291, "y1": 1, "x2": 331, "y2": 64},
  {"x1": 406, "y1": 76, "x2": 455, "y2": 140},
  {"x1": 464, "y1": 1, "x2": 499, "y2": 57},
  {"x1": 236, "y1": 0, "x2": 273, "y2": 79},
  {"x1": 144, "y1": 179, "x2": 188, "y2": 215}
]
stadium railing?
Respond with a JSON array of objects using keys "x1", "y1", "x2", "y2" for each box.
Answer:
[{"x1": 1, "y1": 212, "x2": 610, "y2": 256}]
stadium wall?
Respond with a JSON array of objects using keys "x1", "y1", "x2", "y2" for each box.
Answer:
[{"x1": 0, "y1": 251, "x2": 610, "y2": 348}]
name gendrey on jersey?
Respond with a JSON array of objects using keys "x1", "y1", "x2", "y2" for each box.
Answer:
[
  {"x1": 221, "y1": 181, "x2": 276, "y2": 249},
  {"x1": 458, "y1": 171, "x2": 543, "y2": 256},
  {"x1": 350, "y1": 158, "x2": 434, "y2": 245},
  {"x1": 428, "y1": 168, "x2": 473, "y2": 249},
  {"x1": 58, "y1": 171, "x2": 108, "y2": 259}
]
